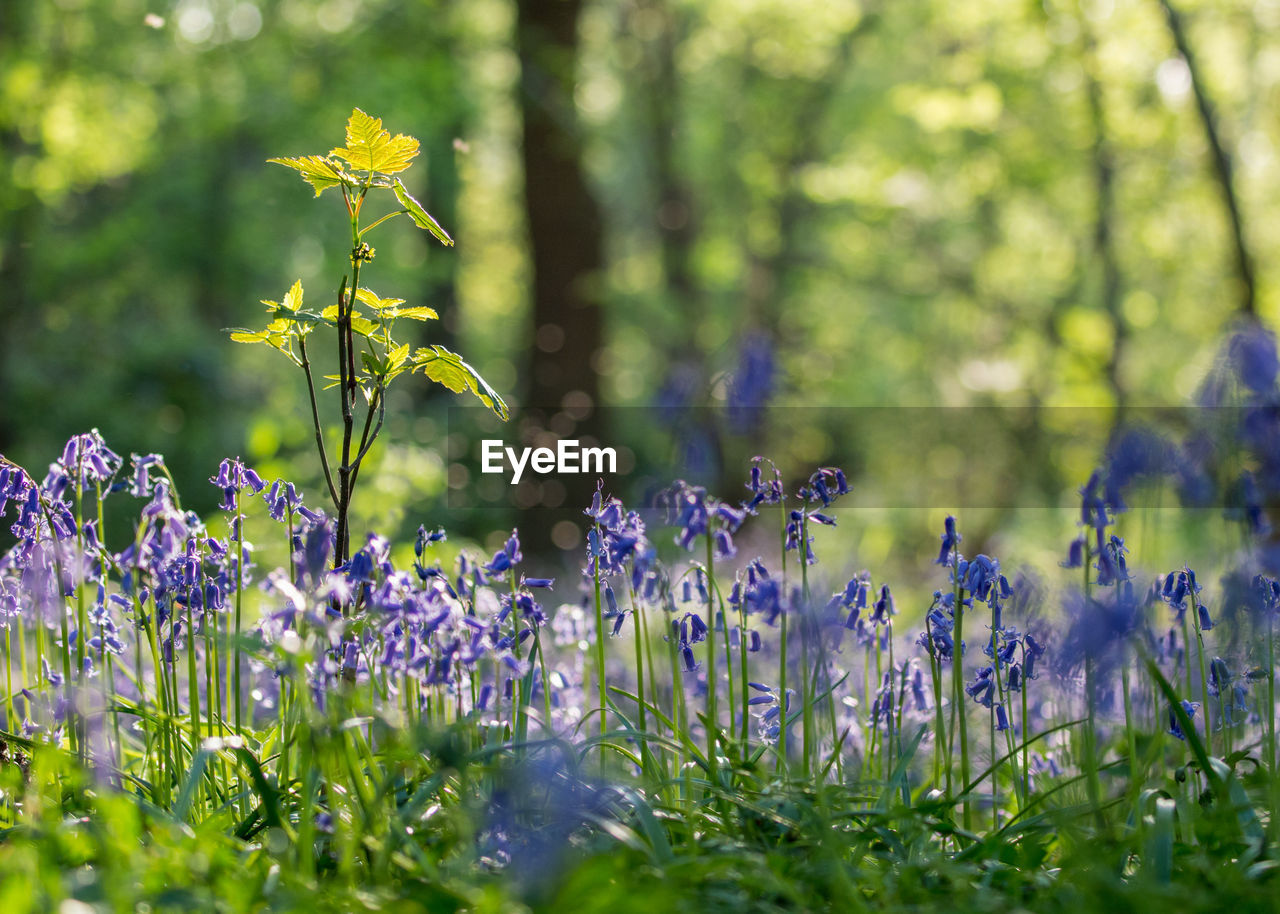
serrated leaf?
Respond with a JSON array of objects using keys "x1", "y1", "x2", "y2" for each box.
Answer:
[
  {"x1": 385, "y1": 306, "x2": 438, "y2": 321},
  {"x1": 282, "y1": 279, "x2": 303, "y2": 311},
  {"x1": 330, "y1": 108, "x2": 419, "y2": 175},
  {"x1": 350, "y1": 315, "x2": 379, "y2": 337},
  {"x1": 412, "y1": 345, "x2": 508, "y2": 420},
  {"x1": 392, "y1": 179, "x2": 454, "y2": 247},
  {"x1": 354, "y1": 288, "x2": 406, "y2": 312},
  {"x1": 266, "y1": 155, "x2": 353, "y2": 196},
  {"x1": 229, "y1": 329, "x2": 271, "y2": 344}
]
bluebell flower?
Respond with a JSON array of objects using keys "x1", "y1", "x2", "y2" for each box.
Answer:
[
  {"x1": 870, "y1": 584, "x2": 895, "y2": 626},
  {"x1": 1228, "y1": 684, "x2": 1250, "y2": 726},
  {"x1": 1079, "y1": 469, "x2": 1109, "y2": 533},
  {"x1": 995, "y1": 704, "x2": 1011, "y2": 732},
  {"x1": 1056, "y1": 587, "x2": 1140, "y2": 677},
  {"x1": 966, "y1": 666, "x2": 995, "y2": 708},
  {"x1": 1209, "y1": 656, "x2": 1232, "y2": 697},
  {"x1": 681, "y1": 644, "x2": 698, "y2": 673},
  {"x1": 1062, "y1": 536, "x2": 1085, "y2": 569},
  {"x1": 485, "y1": 529, "x2": 523, "y2": 576},
  {"x1": 726, "y1": 331, "x2": 777, "y2": 434},
  {"x1": 1104, "y1": 426, "x2": 1173, "y2": 513},
  {"x1": 798, "y1": 467, "x2": 850, "y2": 509},
  {"x1": 743, "y1": 458, "x2": 785, "y2": 514},
  {"x1": 1167, "y1": 699, "x2": 1200, "y2": 741},
  {"x1": 127, "y1": 453, "x2": 165, "y2": 498},
  {"x1": 57, "y1": 431, "x2": 122, "y2": 492},
  {"x1": 1229, "y1": 324, "x2": 1279, "y2": 393},
  {"x1": 415, "y1": 525, "x2": 447, "y2": 557},
  {"x1": 936, "y1": 515, "x2": 961, "y2": 565},
  {"x1": 210, "y1": 457, "x2": 265, "y2": 511},
  {"x1": 1094, "y1": 533, "x2": 1130, "y2": 587},
  {"x1": 911, "y1": 665, "x2": 928, "y2": 711}
]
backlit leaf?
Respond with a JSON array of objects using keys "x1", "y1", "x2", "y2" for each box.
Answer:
[
  {"x1": 384, "y1": 306, "x2": 438, "y2": 322},
  {"x1": 393, "y1": 179, "x2": 454, "y2": 247},
  {"x1": 330, "y1": 108, "x2": 419, "y2": 175},
  {"x1": 282, "y1": 279, "x2": 303, "y2": 312},
  {"x1": 412, "y1": 345, "x2": 508, "y2": 420},
  {"x1": 266, "y1": 155, "x2": 352, "y2": 196},
  {"x1": 229, "y1": 329, "x2": 271, "y2": 344},
  {"x1": 354, "y1": 288, "x2": 406, "y2": 312}
]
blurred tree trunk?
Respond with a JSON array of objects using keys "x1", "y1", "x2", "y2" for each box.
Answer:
[
  {"x1": 638, "y1": 0, "x2": 697, "y2": 343},
  {"x1": 0, "y1": 0, "x2": 36, "y2": 458},
  {"x1": 420, "y1": 123, "x2": 464, "y2": 356},
  {"x1": 1158, "y1": 0, "x2": 1256, "y2": 319},
  {"x1": 516, "y1": 0, "x2": 606, "y2": 550},
  {"x1": 1082, "y1": 19, "x2": 1127, "y2": 413}
]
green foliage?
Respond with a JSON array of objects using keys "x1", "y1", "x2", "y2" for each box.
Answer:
[
  {"x1": 393, "y1": 179, "x2": 454, "y2": 247},
  {"x1": 262, "y1": 155, "x2": 354, "y2": 197},
  {"x1": 249, "y1": 110, "x2": 499, "y2": 415},
  {"x1": 412, "y1": 344, "x2": 510, "y2": 421},
  {"x1": 231, "y1": 108, "x2": 506, "y2": 563}
]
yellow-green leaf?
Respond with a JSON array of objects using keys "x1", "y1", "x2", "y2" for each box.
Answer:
[
  {"x1": 330, "y1": 108, "x2": 419, "y2": 175},
  {"x1": 266, "y1": 155, "x2": 352, "y2": 196},
  {"x1": 392, "y1": 179, "x2": 453, "y2": 247},
  {"x1": 412, "y1": 345, "x2": 508, "y2": 420},
  {"x1": 384, "y1": 306, "x2": 438, "y2": 322},
  {"x1": 353, "y1": 288, "x2": 406, "y2": 312},
  {"x1": 229, "y1": 329, "x2": 271, "y2": 344},
  {"x1": 282, "y1": 279, "x2": 303, "y2": 312}
]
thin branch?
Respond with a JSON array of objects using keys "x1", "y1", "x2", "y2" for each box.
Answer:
[
  {"x1": 336, "y1": 274, "x2": 355, "y2": 568},
  {"x1": 348, "y1": 387, "x2": 386, "y2": 495},
  {"x1": 297, "y1": 333, "x2": 340, "y2": 510}
]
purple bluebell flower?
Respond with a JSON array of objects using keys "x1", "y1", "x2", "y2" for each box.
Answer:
[
  {"x1": 1062, "y1": 536, "x2": 1085, "y2": 569},
  {"x1": 995, "y1": 704, "x2": 1010, "y2": 732},
  {"x1": 743, "y1": 457, "x2": 784, "y2": 514},
  {"x1": 1209, "y1": 656, "x2": 1231, "y2": 697},
  {"x1": 1229, "y1": 324, "x2": 1279, "y2": 393},
  {"x1": 415, "y1": 525, "x2": 447, "y2": 557},
  {"x1": 936, "y1": 515, "x2": 962, "y2": 566},
  {"x1": 911, "y1": 666, "x2": 928, "y2": 711},
  {"x1": 726, "y1": 331, "x2": 776, "y2": 434},
  {"x1": 1167, "y1": 700, "x2": 1200, "y2": 741},
  {"x1": 966, "y1": 666, "x2": 995, "y2": 708},
  {"x1": 870, "y1": 584, "x2": 895, "y2": 626},
  {"x1": 681, "y1": 644, "x2": 698, "y2": 673}
]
